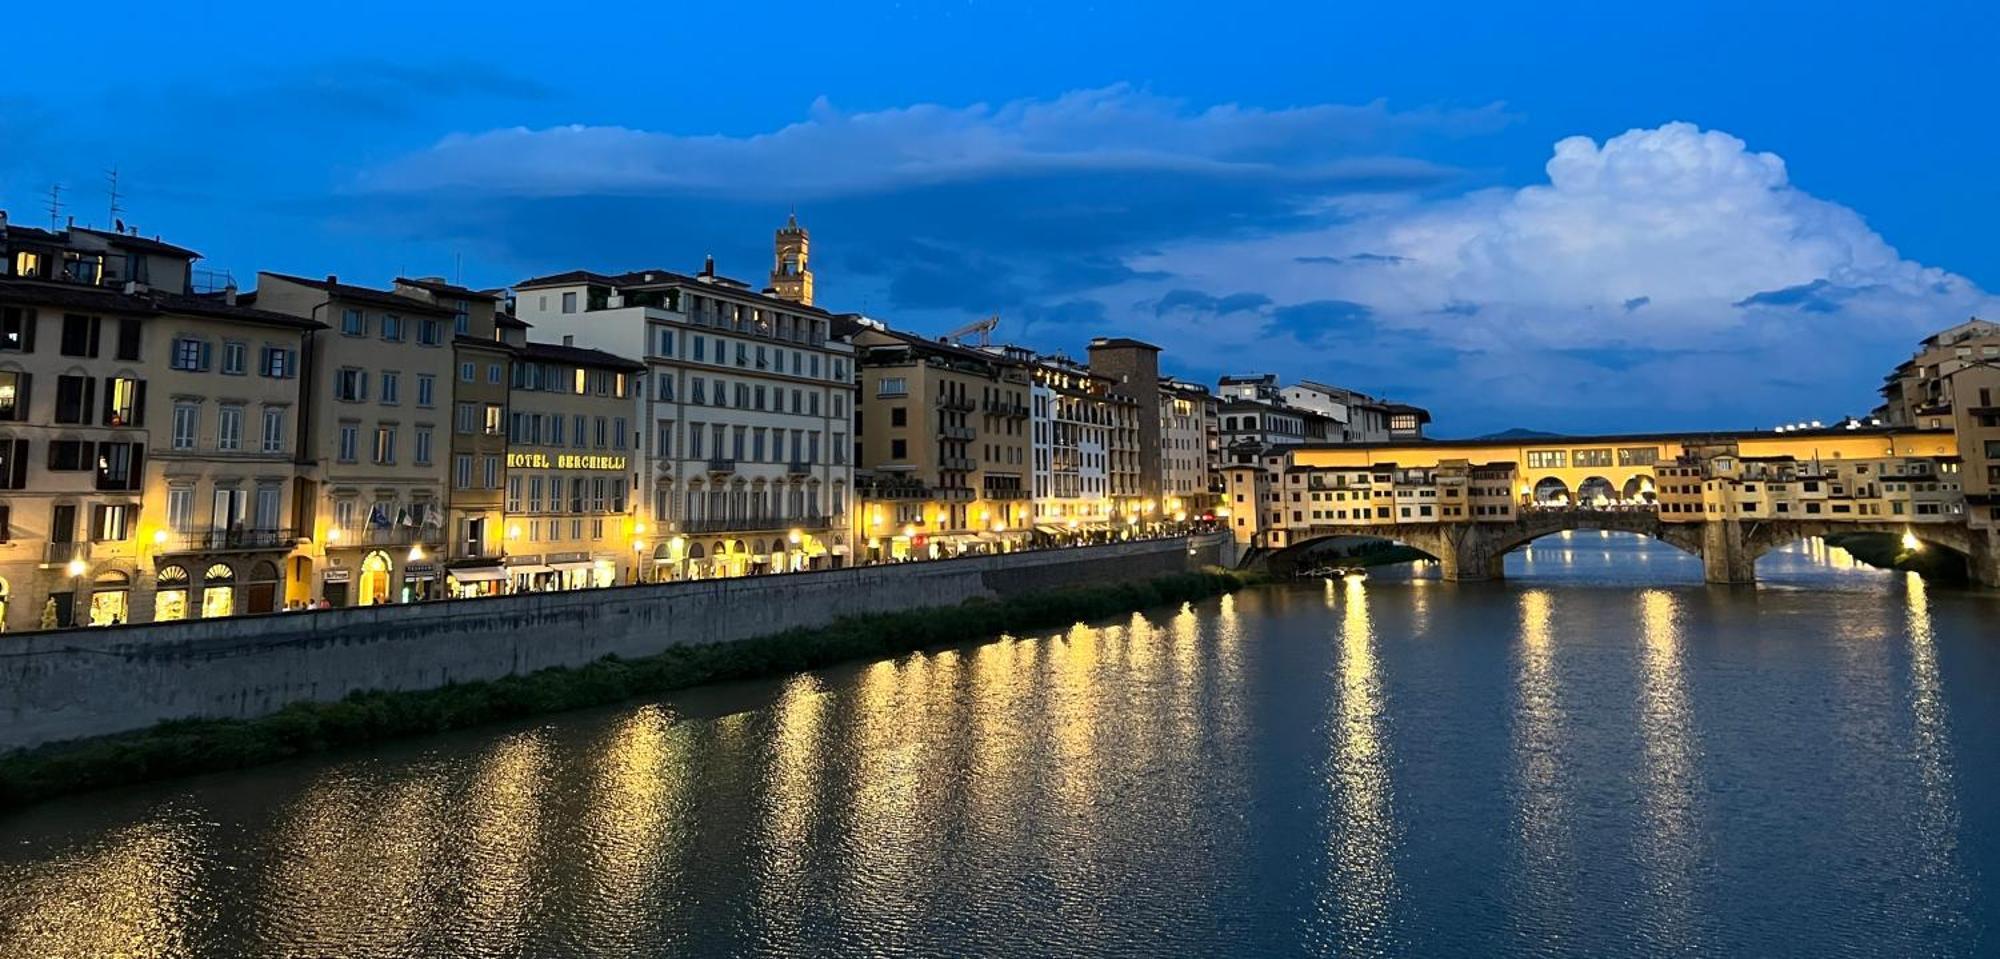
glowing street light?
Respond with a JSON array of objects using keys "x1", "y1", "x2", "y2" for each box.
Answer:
[
  {"x1": 1902, "y1": 531, "x2": 1923, "y2": 551},
  {"x1": 408, "y1": 544, "x2": 425, "y2": 562}
]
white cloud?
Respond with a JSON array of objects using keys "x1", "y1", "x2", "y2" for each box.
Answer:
[
  {"x1": 1137, "y1": 122, "x2": 1996, "y2": 351},
  {"x1": 356, "y1": 85, "x2": 1501, "y2": 198}
]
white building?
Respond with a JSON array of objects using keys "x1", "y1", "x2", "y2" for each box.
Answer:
[{"x1": 511, "y1": 235, "x2": 855, "y2": 576}]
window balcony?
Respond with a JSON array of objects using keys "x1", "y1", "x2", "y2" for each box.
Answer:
[
  {"x1": 41, "y1": 541, "x2": 91, "y2": 568},
  {"x1": 706, "y1": 457, "x2": 736, "y2": 474},
  {"x1": 165, "y1": 527, "x2": 298, "y2": 553},
  {"x1": 786, "y1": 460, "x2": 813, "y2": 475},
  {"x1": 939, "y1": 425, "x2": 976, "y2": 440},
  {"x1": 938, "y1": 396, "x2": 976, "y2": 412}
]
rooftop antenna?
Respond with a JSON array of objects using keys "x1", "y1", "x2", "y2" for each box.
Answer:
[
  {"x1": 45, "y1": 182, "x2": 63, "y2": 231},
  {"x1": 105, "y1": 166, "x2": 124, "y2": 230},
  {"x1": 454, "y1": 251, "x2": 463, "y2": 286}
]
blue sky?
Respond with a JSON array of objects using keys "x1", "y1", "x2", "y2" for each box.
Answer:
[{"x1": 6, "y1": 0, "x2": 1996, "y2": 435}]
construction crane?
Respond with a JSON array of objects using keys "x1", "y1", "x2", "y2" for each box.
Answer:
[{"x1": 943, "y1": 314, "x2": 1000, "y2": 347}]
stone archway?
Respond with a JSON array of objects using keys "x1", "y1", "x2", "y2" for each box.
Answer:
[
  {"x1": 1532, "y1": 477, "x2": 1570, "y2": 504},
  {"x1": 1577, "y1": 476, "x2": 1615, "y2": 507}
]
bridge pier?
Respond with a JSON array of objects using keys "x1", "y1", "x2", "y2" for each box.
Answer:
[
  {"x1": 1700, "y1": 519, "x2": 1756, "y2": 585},
  {"x1": 1969, "y1": 527, "x2": 2000, "y2": 589},
  {"x1": 1437, "y1": 544, "x2": 1504, "y2": 582}
]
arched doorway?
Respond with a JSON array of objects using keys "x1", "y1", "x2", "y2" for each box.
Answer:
[
  {"x1": 154, "y1": 565, "x2": 191, "y2": 621},
  {"x1": 88, "y1": 571, "x2": 131, "y2": 625},
  {"x1": 1533, "y1": 477, "x2": 1571, "y2": 505},
  {"x1": 200, "y1": 563, "x2": 237, "y2": 619},
  {"x1": 359, "y1": 550, "x2": 394, "y2": 606},
  {"x1": 1577, "y1": 476, "x2": 1615, "y2": 507},
  {"x1": 687, "y1": 542, "x2": 707, "y2": 578},
  {"x1": 1622, "y1": 476, "x2": 1656, "y2": 504},
  {"x1": 245, "y1": 561, "x2": 281, "y2": 614}
]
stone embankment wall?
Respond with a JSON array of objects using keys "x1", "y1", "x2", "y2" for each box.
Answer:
[{"x1": 1, "y1": 535, "x2": 1225, "y2": 752}]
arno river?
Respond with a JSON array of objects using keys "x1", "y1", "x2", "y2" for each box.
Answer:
[{"x1": 4, "y1": 535, "x2": 1998, "y2": 957}]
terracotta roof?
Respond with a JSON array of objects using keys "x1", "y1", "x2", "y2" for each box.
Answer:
[
  {"x1": 514, "y1": 340, "x2": 646, "y2": 372},
  {"x1": 0, "y1": 280, "x2": 322, "y2": 330},
  {"x1": 396, "y1": 276, "x2": 501, "y2": 301},
  {"x1": 71, "y1": 227, "x2": 201, "y2": 259},
  {"x1": 514, "y1": 267, "x2": 833, "y2": 316},
  {"x1": 257, "y1": 272, "x2": 456, "y2": 316}
]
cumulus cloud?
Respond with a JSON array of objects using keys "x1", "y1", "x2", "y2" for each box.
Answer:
[
  {"x1": 1115, "y1": 122, "x2": 2000, "y2": 429},
  {"x1": 358, "y1": 85, "x2": 1502, "y2": 198}
]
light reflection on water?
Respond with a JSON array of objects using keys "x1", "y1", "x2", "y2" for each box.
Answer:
[{"x1": 2, "y1": 535, "x2": 1997, "y2": 959}]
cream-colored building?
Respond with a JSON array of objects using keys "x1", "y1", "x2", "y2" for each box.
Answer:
[
  {"x1": 245, "y1": 273, "x2": 457, "y2": 606},
  {"x1": 846, "y1": 319, "x2": 1033, "y2": 561},
  {"x1": 1160, "y1": 378, "x2": 1215, "y2": 517},
  {"x1": 493, "y1": 335, "x2": 646, "y2": 591},
  {"x1": 1874, "y1": 319, "x2": 2000, "y2": 531},
  {"x1": 512, "y1": 223, "x2": 856, "y2": 577},
  {"x1": 0, "y1": 214, "x2": 322, "y2": 629}
]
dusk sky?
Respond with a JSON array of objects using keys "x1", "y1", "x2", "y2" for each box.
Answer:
[{"x1": 7, "y1": 1, "x2": 1996, "y2": 436}]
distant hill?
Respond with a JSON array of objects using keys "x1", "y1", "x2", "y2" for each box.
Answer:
[{"x1": 1472, "y1": 427, "x2": 1563, "y2": 440}]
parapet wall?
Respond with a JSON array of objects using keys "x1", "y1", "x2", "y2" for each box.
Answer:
[{"x1": 0, "y1": 535, "x2": 1225, "y2": 752}]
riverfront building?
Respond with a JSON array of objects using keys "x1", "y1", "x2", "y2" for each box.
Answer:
[
  {"x1": 245, "y1": 274, "x2": 458, "y2": 607},
  {"x1": 1160, "y1": 377, "x2": 1218, "y2": 517},
  {"x1": 512, "y1": 222, "x2": 857, "y2": 577},
  {"x1": 1873, "y1": 319, "x2": 2000, "y2": 530},
  {"x1": 846, "y1": 319, "x2": 1033, "y2": 561}
]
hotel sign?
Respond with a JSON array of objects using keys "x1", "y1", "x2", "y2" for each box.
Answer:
[{"x1": 506, "y1": 452, "x2": 628, "y2": 471}]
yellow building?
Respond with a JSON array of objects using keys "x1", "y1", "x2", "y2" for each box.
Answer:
[{"x1": 846, "y1": 320, "x2": 1033, "y2": 560}]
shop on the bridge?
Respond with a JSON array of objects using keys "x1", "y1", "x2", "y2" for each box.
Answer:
[{"x1": 445, "y1": 560, "x2": 508, "y2": 598}]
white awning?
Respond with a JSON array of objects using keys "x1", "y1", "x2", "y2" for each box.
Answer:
[
  {"x1": 508, "y1": 564, "x2": 554, "y2": 575},
  {"x1": 447, "y1": 567, "x2": 508, "y2": 583},
  {"x1": 549, "y1": 561, "x2": 595, "y2": 572}
]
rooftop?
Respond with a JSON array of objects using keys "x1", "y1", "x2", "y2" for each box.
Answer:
[
  {"x1": 514, "y1": 339, "x2": 647, "y2": 372},
  {"x1": 253, "y1": 272, "x2": 456, "y2": 316}
]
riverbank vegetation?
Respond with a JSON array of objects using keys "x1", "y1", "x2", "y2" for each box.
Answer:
[{"x1": 0, "y1": 569, "x2": 1258, "y2": 810}]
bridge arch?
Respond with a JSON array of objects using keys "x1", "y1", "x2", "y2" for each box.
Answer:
[
  {"x1": 1531, "y1": 477, "x2": 1570, "y2": 504},
  {"x1": 1576, "y1": 476, "x2": 1616, "y2": 507},
  {"x1": 1476, "y1": 515, "x2": 1706, "y2": 565},
  {"x1": 1257, "y1": 531, "x2": 1441, "y2": 575}
]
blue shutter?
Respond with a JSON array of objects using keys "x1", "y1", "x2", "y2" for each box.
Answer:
[{"x1": 198, "y1": 341, "x2": 213, "y2": 371}]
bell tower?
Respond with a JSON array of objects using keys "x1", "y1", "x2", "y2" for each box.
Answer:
[{"x1": 770, "y1": 211, "x2": 813, "y2": 306}]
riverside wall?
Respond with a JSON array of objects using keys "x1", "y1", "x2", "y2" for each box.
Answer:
[{"x1": 0, "y1": 535, "x2": 1226, "y2": 752}]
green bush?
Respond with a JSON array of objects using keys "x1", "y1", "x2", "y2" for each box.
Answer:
[{"x1": 0, "y1": 570, "x2": 1257, "y2": 810}]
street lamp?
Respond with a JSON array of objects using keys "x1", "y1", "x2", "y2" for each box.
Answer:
[{"x1": 632, "y1": 539, "x2": 647, "y2": 583}]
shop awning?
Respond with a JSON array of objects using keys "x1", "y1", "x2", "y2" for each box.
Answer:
[
  {"x1": 447, "y1": 567, "x2": 508, "y2": 583},
  {"x1": 508, "y1": 564, "x2": 554, "y2": 575},
  {"x1": 549, "y1": 560, "x2": 595, "y2": 572},
  {"x1": 1033, "y1": 525, "x2": 1064, "y2": 535}
]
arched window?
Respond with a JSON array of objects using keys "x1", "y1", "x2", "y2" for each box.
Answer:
[
  {"x1": 200, "y1": 563, "x2": 237, "y2": 619},
  {"x1": 158, "y1": 565, "x2": 197, "y2": 622}
]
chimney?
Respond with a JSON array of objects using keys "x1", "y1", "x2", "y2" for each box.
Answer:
[
  {"x1": 701, "y1": 254, "x2": 715, "y2": 277},
  {"x1": 223, "y1": 282, "x2": 238, "y2": 306},
  {"x1": 325, "y1": 274, "x2": 338, "y2": 289}
]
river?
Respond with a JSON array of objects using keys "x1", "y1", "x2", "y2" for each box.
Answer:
[{"x1": 3, "y1": 534, "x2": 1998, "y2": 957}]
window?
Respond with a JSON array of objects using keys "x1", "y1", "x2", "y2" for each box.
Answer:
[
  {"x1": 54, "y1": 375, "x2": 95, "y2": 424},
  {"x1": 373, "y1": 425, "x2": 397, "y2": 464},
  {"x1": 0, "y1": 370, "x2": 25, "y2": 421},
  {"x1": 60, "y1": 314, "x2": 101, "y2": 357},
  {"x1": 380, "y1": 371, "x2": 400, "y2": 405},
  {"x1": 1572, "y1": 448, "x2": 1612, "y2": 468},
  {"x1": 171, "y1": 337, "x2": 208, "y2": 371},
  {"x1": 658, "y1": 328, "x2": 675, "y2": 356},
  {"x1": 172, "y1": 402, "x2": 199, "y2": 449},
  {"x1": 1526, "y1": 450, "x2": 1567, "y2": 469},
  {"x1": 260, "y1": 346, "x2": 297, "y2": 378},
  {"x1": 95, "y1": 441, "x2": 142, "y2": 491},
  {"x1": 613, "y1": 416, "x2": 628, "y2": 450},
  {"x1": 167, "y1": 487, "x2": 195, "y2": 531},
  {"x1": 561, "y1": 292, "x2": 578, "y2": 313},
  {"x1": 483, "y1": 455, "x2": 500, "y2": 489},
  {"x1": 103, "y1": 377, "x2": 142, "y2": 426},
  {"x1": 595, "y1": 416, "x2": 608, "y2": 448},
  {"x1": 878, "y1": 377, "x2": 908, "y2": 397},
  {"x1": 217, "y1": 405, "x2": 244, "y2": 451},
  {"x1": 0, "y1": 439, "x2": 23, "y2": 489},
  {"x1": 1617, "y1": 447, "x2": 1660, "y2": 467},
  {"x1": 891, "y1": 406, "x2": 907, "y2": 427},
  {"x1": 381, "y1": 314, "x2": 404, "y2": 341},
  {"x1": 414, "y1": 428, "x2": 434, "y2": 465},
  {"x1": 416, "y1": 374, "x2": 435, "y2": 407},
  {"x1": 460, "y1": 361, "x2": 476, "y2": 383},
  {"x1": 455, "y1": 453, "x2": 473, "y2": 489},
  {"x1": 221, "y1": 341, "x2": 247, "y2": 375},
  {"x1": 484, "y1": 404, "x2": 504, "y2": 436},
  {"x1": 488, "y1": 363, "x2": 503, "y2": 384},
  {"x1": 341, "y1": 309, "x2": 366, "y2": 335},
  {"x1": 418, "y1": 318, "x2": 442, "y2": 345},
  {"x1": 92, "y1": 504, "x2": 133, "y2": 542},
  {"x1": 336, "y1": 367, "x2": 367, "y2": 401},
  {"x1": 338, "y1": 423, "x2": 359, "y2": 462},
  {"x1": 47, "y1": 440, "x2": 94, "y2": 471},
  {"x1": 115, "y1": 318, "x2": 142, "y2": 361},
  {"x1": 891, "y1": 438, "x2": 908, "y2": 459},
  {"x1": 1, "y1": 306, "x2": 31, "y2": 352},
  {"x1": 262, "y1": 407, "x2": 285, "y2": 454}
]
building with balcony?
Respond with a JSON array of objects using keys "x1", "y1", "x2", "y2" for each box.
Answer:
[
  {"x1": 1017, "y1": 350, "x2": 1126, "y2": 536},
  {"x1": 244, "y1": 274, "x2": 458, "y2": 606},
  {"x1": 0, "y1": 212, "x2": 321, "y2": 629},
  {"x1": 495, "y1": 335, "x2": 645, "y2": 591},
  {"x1": 1160, "y1": 378, "x2": 1217, "y2": 517},
  {"x1": 512, "y1": 220, "x2": 855, "y2": 578},
  {"x1": 1874, "y1": 318, "x2": 2000, "y2": 530},
  {"x1": 846, "y1": 319, "x2": 1033, "y2": 561}
]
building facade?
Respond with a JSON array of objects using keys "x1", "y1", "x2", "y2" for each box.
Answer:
[
  {"x1": 847, "y1": 320, "x2": 1032, "y2": 560},
  {"x1": 512, "y1": 226, "x2": 855, "y2": 578}
]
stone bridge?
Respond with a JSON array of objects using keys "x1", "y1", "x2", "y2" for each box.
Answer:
[{"x1": 1257, "y1": 510, "x2": 2000, "y2": 586}]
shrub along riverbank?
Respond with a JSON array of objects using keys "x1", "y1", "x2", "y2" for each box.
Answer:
[{"x1": 0, "y1": 569, "x2": 1258, "y2": 810}]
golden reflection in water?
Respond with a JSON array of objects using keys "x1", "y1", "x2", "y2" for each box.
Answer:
[
  {"x1": 1901, "y1": 573, "x2": 1964, "y2": 925},
  {"x1": 841, "y1": 653, "x2": 943, "y2": 945},
  {"x1": 1311, "y1": 575, "x2": 1398, "y2": 950},
  {"x1": 582, "y1": 705, "x2": 694, "y2": 952},
  {"x1": 1636, "y1": 589, "x2": 1700, "y2": 947},
  {"x1": 964, "y1": 636, "x2": 1031, "y2": 853},
  {"x1": 0, "y1": 820, "x2": 204, "y2": 959},
  {"x1": 262, "y1": 764, "x2": 452, "y2": 956},
  {"x1": 1512, "y1": 589, "x2": 1572, "y2": 936},
  {"x1": 755, "y1": 674, "x2": 829, "y2": 942},
  {"x1": 455, "y1": 733, "x2": 552, "y2": 948}
]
